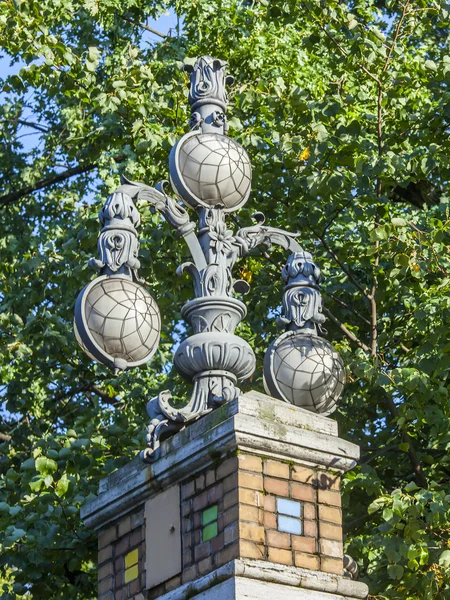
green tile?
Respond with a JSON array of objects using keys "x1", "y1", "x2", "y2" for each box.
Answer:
[
  {"x1": 202, "y1": 521, "x2": 218, "y2": 542},
  {"x1": 202, "y1": 505, "x2": 218, "y2": 526}
]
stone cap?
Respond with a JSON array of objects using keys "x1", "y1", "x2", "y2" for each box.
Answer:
[
  {"x1": 156, "y1": 558, "x2": 369, "y2": 600},
  {"x1": 81, "y1": 391, "x2": 359, "y2": 531}
]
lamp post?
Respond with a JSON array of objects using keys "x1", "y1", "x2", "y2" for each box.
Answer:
[{"x1": 74, "y1": 56, "x2": 345, "y2": 463}]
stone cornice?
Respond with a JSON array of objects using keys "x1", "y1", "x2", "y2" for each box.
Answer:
[
  {"x1": 81, "y1": 392, "x2": 359, "y2": 531},
  {"x1": 158, "y1": 559, "x2": 369, "y2": 600}
]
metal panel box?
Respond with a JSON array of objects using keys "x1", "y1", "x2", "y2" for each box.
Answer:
[{"x1": 145, "y1": 484, "x2": 181, "y2": 588}]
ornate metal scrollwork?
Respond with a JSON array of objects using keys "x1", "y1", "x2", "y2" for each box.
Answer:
[
  {"x1": 88, "y1": 188, "x2": 142, "y2": 280},
  {"x1": 276, "y1": 251, "x2": 326, "y2": 334},
  {"x1": 185, "y1": 56, "x2": 233, "y2": 112},
  {"x1": 74, "y1": 179, "x2": 161, "y2": 371},
  {"x1": 139, "y1": 57, "x2": 322, "y2": 461}
]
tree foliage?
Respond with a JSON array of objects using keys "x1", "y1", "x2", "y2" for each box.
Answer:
[{"x1": 1, "y1": 1, "x2": 450, "y2": 598}]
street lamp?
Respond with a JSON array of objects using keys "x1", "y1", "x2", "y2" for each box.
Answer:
[{"x1": 74, "y1": 56, "x2": 345, "y2": 463}]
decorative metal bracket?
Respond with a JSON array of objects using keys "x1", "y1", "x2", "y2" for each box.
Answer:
[{"x1": 88, "y1": 183, "x2": 143, "y2": 281}]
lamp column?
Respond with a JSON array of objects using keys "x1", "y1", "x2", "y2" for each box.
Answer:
[{"x1": 77, "y1": 56, "x2": 368, "y2": 600}]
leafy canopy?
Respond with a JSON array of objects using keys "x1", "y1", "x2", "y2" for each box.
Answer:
[{"x1": 1, "y1": 0, "x2": 450, "y2": 598}]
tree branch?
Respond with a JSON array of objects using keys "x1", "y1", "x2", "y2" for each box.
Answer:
[
  {"x1": 382, "y1": 391, "x2": 428, "y2": 489},
  {"x1": 323, "y1": 307, "x2": 371, "y2": 352},
  {"x1": 0, "y1": 154, "x2": 125, "y2": 207},
  {"x1": 51, "y1": 381, "x2": 119, "y2": 406},
  {"x1": 370, "y1": 4, "x2": 411, "y2": 358},
  {"x1": 0, "y1": 163, "x2": 96, "y2": 207},
  {"x1": 320, "y1": 199, "x2": 353, "y2": 237},
  {"x1": 383, "y1": 1, "x2": 411, "y2": 74},
  {"x1": 321, "y1": 289, "x2": 371, "y2": 326},
  {"x1": 87, "y1": 384, "x2": 119, "y2": 406},
  {"x1": 15, "y1": 118, "x2": 49, "y2": 133},
  {"x1": 121, "y1": 15, "x2": 167, "y2": 38},
  {"x1": 369, "y1": 279, "x2": 378, "y2": 358},
  {"x1": 315, "y1": 232, "x2": 369, "y2": 298},
  {"x1": 301, "y1": 1, "x2": 382, "y2": 86}
]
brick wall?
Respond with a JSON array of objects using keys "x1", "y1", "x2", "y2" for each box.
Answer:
[
  {"x1": 97, "y1": 507, "x2": 146, "y2": 600},
  {"x1": 177, "y1": 452, "x2": 344, "y2": 586},
  {"x1": 97, "y1": 452, "x2": 345, "y2": 599},
  {"x1": 181, "y1": 455, "x2": 240, "y2": 584}
]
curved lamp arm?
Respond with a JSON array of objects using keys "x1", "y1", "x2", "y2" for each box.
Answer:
[
  {"x1": 119, "y1": 176, "x2": 207, "y2": 271},
  {"x1": 235, "y1": 211, "x2": 302, "y2": 256}
]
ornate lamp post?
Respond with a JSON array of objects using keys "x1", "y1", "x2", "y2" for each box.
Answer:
[{"x1": 74, "y1": 56, "x2": 345, "y2": 462}]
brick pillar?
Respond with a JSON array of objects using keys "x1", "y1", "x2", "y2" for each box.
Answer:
[{"x1": 82, "y1": 391, "x2": 368, "y2": 600}]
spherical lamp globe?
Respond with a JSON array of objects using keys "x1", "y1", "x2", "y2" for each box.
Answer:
[
  {"x1": 263, "y1": 331, "x2": 345, "y2": 415},
  {"x1": 169, "y1": 131, "x2": 252, "y2": 212},
  {"x1": 74, "y1": 276, "x2": 160, "y2": 370}
]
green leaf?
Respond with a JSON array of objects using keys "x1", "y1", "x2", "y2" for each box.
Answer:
[
  {"x1": 404, "y1": 482, "x2": 419, "y2": 492},
  {"x1": 20, "y1": 458, "x2": 35, "y2": 470},
  {"x1": 387, "y1": 564, "x2": 404, "y2": 580},
  {"x1": 368, "y1": 498, "x2": 386, "y2": 514},
  {"x1": 383, "y1": 507, "x2": 394, "y2": 522},
  {"x1": 35, "y1": 456, "x2": 58, "y2": 475},
  {"x1": 395, "y1": 253, "x2": 410, "y2": 267},
  {"x1": 56, "y1": 474, "x2": 70, "y2": 497},
  {"x1": 88, "y1": 46, "x2": 100, "y2": 61},
  {"x1": 29, "y1": 478, "x2": 46, "y2": 493},
  {"x1": 370, "y1": 226, "x2": 389, "y2": 241},
  {"x1": 391, "y1": 218, "x2": 407, "y2": 227},
  {"x1": 439, "y1": 550, "x2": 450, "y2": 567}
]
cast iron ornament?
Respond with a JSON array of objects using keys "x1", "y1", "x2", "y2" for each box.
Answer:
[
  {"x1": 263, "y1": 251, "x2": 345, "y2": 416},
  {"x1": 72, "y1": 56, "x2": 345, "y2": 462},
  {"x1": 74, "y1": 181, "x2": 161, "y2": 371}
]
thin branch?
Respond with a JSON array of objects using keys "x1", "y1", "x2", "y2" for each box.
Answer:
[
  {"x1": 323, "y1": 307, "x2": 371, "y2": 352},
  {"x1": 51, "y1": 383, "x2": 90, "y2": 404},
  {"x1": 0, "y1": 154, "x2": 125, "y2": 207},
  {"x1": 321, "y1": 289, "x2": 371, "y2": 325},
  {"x1": 369, "y1": 268, "x2": 378, "y2": 358},
  {"x1": 15, "y1": 118, "x2": 49, "y2": 133},
  {"x1": 385, "y1": 394, "x2": 428, "y2": 489},
  {"x1": 121, "y1": 15, "x2": 166, "y2": 38},
  {"x1": 383, "y1": 1, "x2": 411, "y2": 73},
  {"x1": 315, "y1": 232, "x2": 369, "y2": 298},
  {"x1": 51, "y1": 382, "x2": 118, "y2": 406},
  {"x1": 320, "y1": 199, "x2": 353, "y2": 237},
  {"x1": 0, "y1": 163, "x2": 96, "y2": 207},
  {"x1": 370, "y1": 0, "x2": 411, "y2": 373},
  {"x1": 370, "y1": 4, "x2": 411, "y2": 359},
  {"x1": 301, "y1": 2, "x2": 381, "y2": 86},
  {"x1": 53, "y1": 492, "x2": 83, "y2": 541},
  {"x1": 379, "y1": 371, "x2": 428, "y2": 489},
  {"x1": 88, "y1": 384, "x2": 119, "y2": 406},
  {"x1": 360, "y1": 443, "x2": 396, "y2": 464}
]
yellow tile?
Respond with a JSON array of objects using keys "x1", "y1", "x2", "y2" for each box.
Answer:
[
  {"x1": 124, "y1": 564, "x2": 139, "y2": 583},
  {"x1": 124, "y1": 549, "x2": 138, "y2": 569}
]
